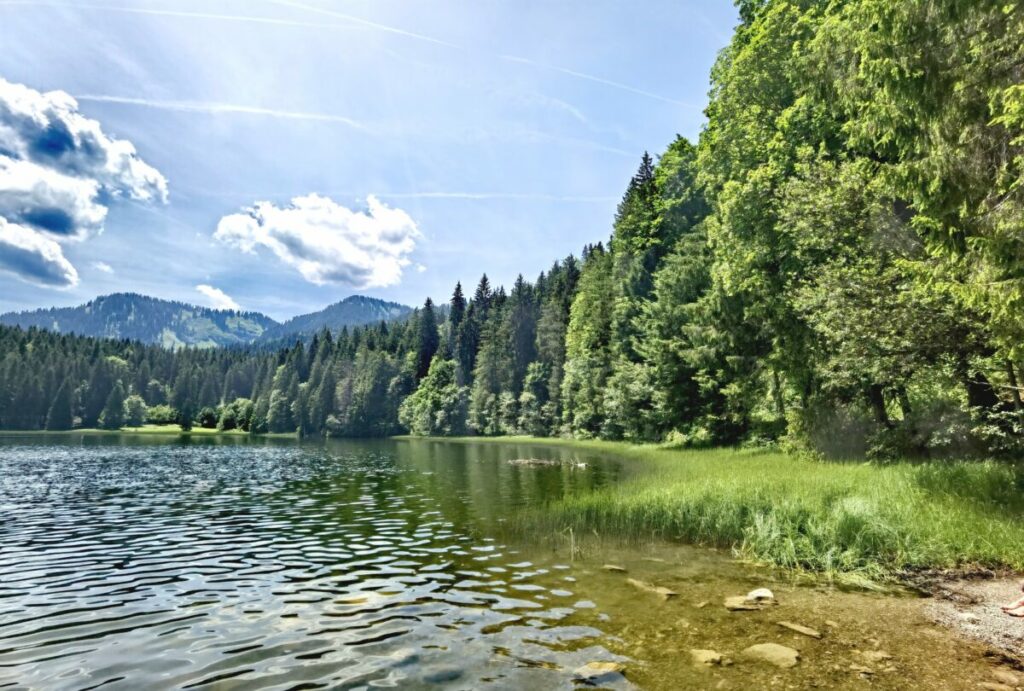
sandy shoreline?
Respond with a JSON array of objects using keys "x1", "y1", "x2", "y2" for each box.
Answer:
[{"x1": 926, "y1": 576, "x2": 1024, "y2": 674}]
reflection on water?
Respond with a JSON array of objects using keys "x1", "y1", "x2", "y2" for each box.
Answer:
[
  {"x1": 0, "y1": 436, "x2": 1012, "y2": 690},
  {"x1": 0, "y1": 437, "x2": 631, "y2": 690}
]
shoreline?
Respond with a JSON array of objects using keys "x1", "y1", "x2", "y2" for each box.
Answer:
[{"x1": 3, "y1": 430, "x2": 1023, "y2": 664}]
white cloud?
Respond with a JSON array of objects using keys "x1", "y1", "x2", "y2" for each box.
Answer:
[
  {"x1": 0, "y1": 217, "x2": 78, "y2": 287},
  {"x1": 195, "y1": 284, "x2": 241, "y2": 311},
  {"x1": 215, "y1": 194, "x2": 420, "y2": 288},
  {"x1": 0, "y1": 77, "x2": 167, "y2": 287},
  {"x1": 92, "y1": 261, "x2": 114, "y2": 274}
]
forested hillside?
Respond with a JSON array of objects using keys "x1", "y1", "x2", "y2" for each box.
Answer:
[
  {"x1": 2, "y1": 0, "x2": 1022, "y2": 458},
  {"x1": 0, "y1": 293, "x2": 278, "y2": 348},
  {"x1": 257, "y1": 295, "x2": 412, "y2": 343}
]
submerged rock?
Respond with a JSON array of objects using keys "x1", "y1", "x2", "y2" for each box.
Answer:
[
  {"x1": 574, "y1": 661, "x2": 626, "y2": 680},
  {"x1": 858, "y1": 650, "x2": 893, "y2": 664},
  {"x1": 602, "y1": 564, "x2": 627, "y2": 573},
  {"x1": 508, "y1": 458, "x2": 560, "y2": 466},
  {"x1": 977, "y1": 683, "x2": 1013, "y2": 691},
  {"x1": 742, "y1": 643, "x2": 800, "y2": 669},
  {"x1": 777, "y1": 621, "x2": 822, "y2": 639},
  {"x1": 992, "y1": 669, "x2": 1021, "y2": 686},
  {"x1": 746, "y1": 588, "x2": 775, "y2": 603},
  {"x1": 724, "y1": 596, "x2": 761, "y2": 611},
  {"x1": 724, "y1": 587, "x2": 777, "y2": 611},
  {"x1": 690, "y1": 649, "x2": 724, "y2": 667},
  {"x1": 626, "y1": 577, "x2": 678, "y2": 599}
]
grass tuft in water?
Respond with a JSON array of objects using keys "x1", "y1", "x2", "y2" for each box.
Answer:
[{"x1": 480, "y1": 438, "x2": 1024, "y2": 581}]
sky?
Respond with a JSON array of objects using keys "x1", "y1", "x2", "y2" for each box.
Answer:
[{"x1": 0, "y1": 0, "x2": 738, "y2": 321}]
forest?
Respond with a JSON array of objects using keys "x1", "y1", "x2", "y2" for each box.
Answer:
[{"x1": 2, "y1": 0, "x2": 1023, "y2": 459}]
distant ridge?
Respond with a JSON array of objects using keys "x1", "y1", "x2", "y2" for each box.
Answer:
[
  {"x1": 0, "y1": 293, "x2": 414, "y2": 348},
  {"x1": 0, "y1": 293, "x2": 278, "y2": 348},
  {"x1": 257, "y1": 295, "x2": 413, "y2": 342}
]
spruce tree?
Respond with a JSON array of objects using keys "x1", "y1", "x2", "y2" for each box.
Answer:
[
  {"x1": 99, "y1": 381, "x2": 126, "y2": 430},
  {"x1": 416, "y1": 298, "x2": 440, "y2": 380},
  {"x1": 45, "y1": 380, "x2": 74, "y2": 431}
]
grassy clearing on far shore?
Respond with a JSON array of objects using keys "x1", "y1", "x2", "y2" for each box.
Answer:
[
  {"x1": 448, "y1": 436, "x2": 1024, "y2": 582},
  {"x1": 0, "y1": 425, "x2": 295, "y2": 438}
]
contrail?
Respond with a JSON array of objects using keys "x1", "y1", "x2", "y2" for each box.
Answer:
[
  {"x1": 499, "y1": 55, "x2": 694, "y2": 107},
  {"x1": 265, "y1": 0, "x2": 459, "y2": 48},
  {"x1": 1, "y1": 0, "x2": 695, "y2": 106},
  {"x1": 376, "y1": 192, "x2": 618, "y2": 202},
  {"x1": 266, "y1": 0, "x2": 689, "y2": 106},
  {"x1": 75, "y1": 95, "x2": 369, "y2": 130},
  {"x1": 0, "y1": 0, "x2": 357, "y2": 30}
]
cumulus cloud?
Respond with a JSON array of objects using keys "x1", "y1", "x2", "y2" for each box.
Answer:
[
  {"x1": 0, "y1": 77, "x2": 167, "y2": 287},
  {"x1": 215, "y1": 194, "x2": 420, "y2": 288},
  {"x1": 0, "y1": 218, "x2": 79, "y2": 287},
  {"x1": 196, "y1": 284, "x2": 241, "y2": 311}
]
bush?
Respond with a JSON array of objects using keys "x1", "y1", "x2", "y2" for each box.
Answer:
[
  {"x1": 197, "y1": 407, "x2": 219, "y2": 429},
  {"x1": 123, "y1": 395, "x2": 148, "y2": 427},
  {"x1": 146, "y1": 404, "x2": 177, "y2": 425}
]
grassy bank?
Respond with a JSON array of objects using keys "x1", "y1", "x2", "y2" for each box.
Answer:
[{"x1": 445, "y1": 436, "x2": 1024, "y2": 582}]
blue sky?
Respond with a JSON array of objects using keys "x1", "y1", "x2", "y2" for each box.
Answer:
[{"x1": 0, "y1": 0, "x2": 737, "y2": 321}]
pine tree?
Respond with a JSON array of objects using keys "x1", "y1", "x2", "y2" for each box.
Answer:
[
  {"x1": 45, "y1": 380, "x2": 74, "y2": 431},
  {"x1": 416, "y1": 298, "x2": 440, "y2": 380},
  {"x1": 99, "y1": 381, "x2": 126, "y2": 430}
]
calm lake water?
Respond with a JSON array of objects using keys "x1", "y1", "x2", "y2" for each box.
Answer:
[{"x1": 0, "y1": 436, "x2": 1010, "y2": 690}]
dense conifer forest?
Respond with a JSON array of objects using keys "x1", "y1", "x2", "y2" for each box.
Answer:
[{"x1": 2, "y1": 0, "x2": 1023, "y2": 458}]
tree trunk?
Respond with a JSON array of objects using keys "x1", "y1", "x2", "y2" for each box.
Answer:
[
  {"x1": 867, "y1": 384, "x2": 891, "y2": 428},
  {"x1": 1007, "y1": 360, "x2": 1023, "y2": 422}
]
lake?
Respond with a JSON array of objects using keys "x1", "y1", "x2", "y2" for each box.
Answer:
[{"x1": 0, "y1": 436, "x2": 1009, "y2": 689}]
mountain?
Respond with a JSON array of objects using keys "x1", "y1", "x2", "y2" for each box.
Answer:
[
  {"x1": 0, "y1": 293, "x2": 278, "y2": 348},
  {"x1": 257, "y1": 295, "x2": 413, "y2": 342}
]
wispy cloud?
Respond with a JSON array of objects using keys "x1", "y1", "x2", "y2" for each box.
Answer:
[
  {"x1": 75, "y1": 95, "x2": 369, "y2": 130},
  {"x1": 196, "y1": 284, "x2": 241, "y2": 311},
  {"x1": 92, "y1": 261, "x2": 113, "y2": 274}
]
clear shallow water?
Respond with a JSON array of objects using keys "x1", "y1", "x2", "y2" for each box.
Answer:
[
  {"x1": 0, "y1": 436, "x2": 1014, "y2": 690},
  {"x1": 0, "y1": 437, "x2": 633, "y2": 690}
]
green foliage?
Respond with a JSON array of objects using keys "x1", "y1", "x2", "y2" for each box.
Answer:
[
  {"x1": 196, "y1": 407, "x2": 218, "y2": 429},
  {"x1": 146, "y1": 404, "x2": 177, "y2": 426},
  {"x1": 123, "y1": 395, "x2": 147, "y2": 427},
  {"x1": 398, "y1": 357, "x2": 468, "y2": 436},
  {"x1": 1, "y1": 0, "x2": 1021, "y2": 457}
]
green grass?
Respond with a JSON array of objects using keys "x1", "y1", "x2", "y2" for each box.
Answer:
[
  {"x1": 446, "y1": 436, "x2": 1024, "y2": 582},
  {"x1": 0, "y1": 425, "x2": 293, "y2": 438}
]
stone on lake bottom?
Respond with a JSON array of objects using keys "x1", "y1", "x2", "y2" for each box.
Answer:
[
  {"x1": 858, "y1": 650, "x2": 893, "y2": 664},
  {"x1": 992, "y1": 670, "x2": 1021, "y2": 686},
  {"x1": 574, "y1": 661, "x2": 626, "y2": 679},
  {"x1": 626, "y1": 578, "x2": 678, "y2": 599},
  {"x1": 690, "y1": 649, "x2": 723, "y2": 667},
  {"x1": 777, "y1": 620, "x2": 822, "y2": 639},
  {"x1": 742, "y1": 643, "x2": 800, "y2": 669},
  {"x1": 602, "y1": 564, "x2": 627, "y2": 573}
]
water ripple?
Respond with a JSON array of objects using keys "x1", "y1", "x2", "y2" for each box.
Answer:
[{"x1": 0, "y1": 441, "x2": 629, "y2": 690}]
